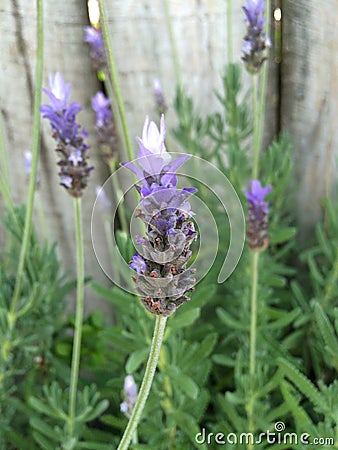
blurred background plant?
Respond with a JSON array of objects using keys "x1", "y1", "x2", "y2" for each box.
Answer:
[{"x1": 0, "y1": 0, "x2": 337, "y2": 449}]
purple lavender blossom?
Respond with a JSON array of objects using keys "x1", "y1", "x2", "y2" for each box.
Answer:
[
  {"x1": 91, "y1": 92, "x2": 118, "y2": 161},
  {"x1": 92, "y1": 92, "x2": 112, "y2": 128},
  {"x1": 124, "y1": 115, "x2": 197, "y2": 317},
  {"x1": 84, "y1": 26, "x2": 107, "y2": 72},
  {"x1": 120, "y1": 375, "x2": 138, "y2": 418},
  {"x1": 153, "y1": 78, "x2": 168, "y2": 116},
  {"x1": 244, "y1": 180, "x2": 272, "y2": 251},
  {"x1": 41, "y1": 72, "x2": 93, "y2": 197},
  {"x1": 241, "y1": 0, "x2": 271, "y2": 74},
  {"x1": 123, "y1": 115, "x2": 189, "y2": 195},
  {"x1": 130, "y1": 253, "x2": 147, "y2": 274}
]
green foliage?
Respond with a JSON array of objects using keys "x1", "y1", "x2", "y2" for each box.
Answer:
[
  {"x1": 0, "y1": 206, "x2": 73, "y2": 449},
  {"x1": 1, "y1": 61, "x2": 338, "y2": 449}
]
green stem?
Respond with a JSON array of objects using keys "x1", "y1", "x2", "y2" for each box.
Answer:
[
  {"x1": 251, "y1": 75, "x2": 260, "y2": 180},
  {"x1": 163, "y1": 0, "x2": 181, "y2": 87},
  {"x1": 117, "y1": 316, "x2": 167, "y2": 450},
  {"x1": 98, "y1": 0, "x2": 134, "y2": 162},
  {"x1": 0, "y1": 113, "x2": 10, "y2": 190},
  {"x1": 8, "y1": 0, "x2": 43, "y2": 321},
  {"x1": 109, "y1": 159, "x2": 128, "y2": 234},
  {"x1": 251, "y1": 1, "x2": 271, "y2": 179},
  {"x1": 68, "y1": 198, "x2": 85, "y2": 437},
  {"x1": 227, "y1": 0, "x2": 233, "y2": 63},
  {"x1": 247, "y1": 251, "x2": 259, "y2": 449}
]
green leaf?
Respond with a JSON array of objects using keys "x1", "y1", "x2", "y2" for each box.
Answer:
[
  {"x1": 77, "y1": 442, "x2": 113, "y2": 450},
  {"x1": 197, "y1": 332, "x2": 218, "y2": 359},
  {"x1": 170, "y1": 410, "x2": 207, "y2": 450},
  {"x1": 126, "y1": 347, "x2": 149, "y2": 373},
  {"x1": 169, "y1": 307, "x2": 201, "y2": 329},
  {"x1": 216, "y1": 307, "x2": 247, "y2": 331},
  {"x1": 290, "y1": 280, "x2": 310, "y2": 312},
  {"x1": 277, "y1": 358, "x2": 328, "y2": 413},
  {"x1": 280, "y1": 381, "x2": 318, "y2": 436},
  {"x1": 29, "y1": 396, "x2": 64, "y2": 420},
  {"x1": 212, "y1": 354, "x2": 236, "y2": 367},
  {"x1": 91, "y1": 283, "x2": 135, "y2": 313},
  {"x1": 307, "y1": 255, "x2": 324, "y2": 285},
  {"x1": 185, "y1": 284, "x2": 217, "y2": 309},
  {"x1": 82, "y1": 399, "x2": 110, "y2": 422},
  {"x1": 270, "y1": 227, "x2": 296, "y2": 245},
  {"x1": 30, "y1": 417, "x2": 61, "y2": 441},
  {"x1": 217, "y1": 393, "x2": 245, "y2": 431},
  {"x1": 266, "y1": 308, "x2": 300, "y2": 330},
  {"x1": 165, "y1": 366, "x2": 199, "y2": 399},
  {"x1": 314, "y1": 302, "x2": 338, "y2": 370},
  {"x1": 32, "y1": 432, "x2": 56, "y2": 450}
]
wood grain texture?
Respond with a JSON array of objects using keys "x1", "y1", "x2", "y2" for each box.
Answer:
[
  {"x1": 0, "y1": 0, "x2": 111, "y2": 315},
  {"x1": 281, "y1": 0, "x2": 338, "y2": 235},
  {"x1": 3, "y1": 0, "x2": 335, "y2": 306}
]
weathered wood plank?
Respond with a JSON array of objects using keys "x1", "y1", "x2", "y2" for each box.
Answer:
[{"x1": 281, "y1": 0, "x2": 338, "y2": 235}]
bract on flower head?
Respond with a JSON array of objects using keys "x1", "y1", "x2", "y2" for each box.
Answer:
[
  {"x1": 122, "y1": 115, "x2": 190, "y2": 195},
  {"x1": 244, "y1": 179, "x2": 272, "y2": 252},
  {"x1": 244, "y1": 179, "x2": 272, "y2": 207},
  {"x1": 43, "y1": 72, "x2": 71, "y2": 111}
]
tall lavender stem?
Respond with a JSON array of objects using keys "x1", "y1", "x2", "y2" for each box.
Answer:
[
  {"x1": 68, "y1": 197, "x2": 85, "y2": 436},
  {"x1": 117, "y1": 317, "x2": 167, "y2": 450},
  {"x1": 98, "y1": 0, "x2": 134, "y2": 162},
  {"x1": 8, "y1": 0, "x2": 43, "y2": 325}
]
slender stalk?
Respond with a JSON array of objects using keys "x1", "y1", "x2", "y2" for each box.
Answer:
[
  {"x1": 247, "y1": 251, "x2": 259, "y2": 449},
  {"x1": 251, "y1": 75, "x2": 260, "y2": 180},
  {"x1": 249, "y1": 252, "x2": 259, "y2": 378},
  {"x1": 0, "y1": 113, "x2": 10, "y2": 190},
  {"x1": 163, "y1": 0, "x2": 181, "y2": 87},
  {"x1": 109, "y1": 159, "x2": 128, "y2": 234},
  {"x1": 251, "y1": 0, "x2": 271, "y2": 179},
  {"x1": 117, "y1": 316, "x2": 167, "y2": 450},
  {"x1": 8, "y1": 0, "x2": 43, "y2": 321},
  {"x1": 98, "y1": 0, "x2": 134, "y2": 162},
  {"x1": 68, "y1": 198, "x2": 85, "y2": 436},
  {"x1": 227, "y1": 0, "x2": 233, "y2": 63}
]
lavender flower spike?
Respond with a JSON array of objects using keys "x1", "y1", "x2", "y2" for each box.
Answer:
[
  {"x1": 241, "y1": 0, "x2": 271, "y2": 74},
  {"x1": 123, "y1": 115, "x2": 198, "y2": 316},
  {"x1": 91, "y1": 92, "x2": 118, "y2": 162},
  {"x1": 120, "y1": 375, "x2": 138, "y2": 418},
  {"x1": 244, "y1": 180, "x2": 272, "y2": 251},
  {"x1": 41, "y1": 72, "x2": 93, "y2": 197},
  {"x1": 84, "y1": 26, "x2": 107, "y2": 72}
]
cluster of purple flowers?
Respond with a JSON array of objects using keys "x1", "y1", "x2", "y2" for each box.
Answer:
[
  {"x1": 241, "y1": 0, "x2": 271, "y2": 74},
  {"x1": 244, "y1": 180, "x2": 272, "y2": 251},
  {"x1": 40, "y1": 73, "x2": 93, "y2": 197},
  {"x1": 91, "y1": 92, "x2": 118, "y2": 162},
  {"x1": 124, "y1": 115, "x2": 198, "y2": 316},
  {"x1": 84, "y1": 26, "x2": 107, "y2": 73}
]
